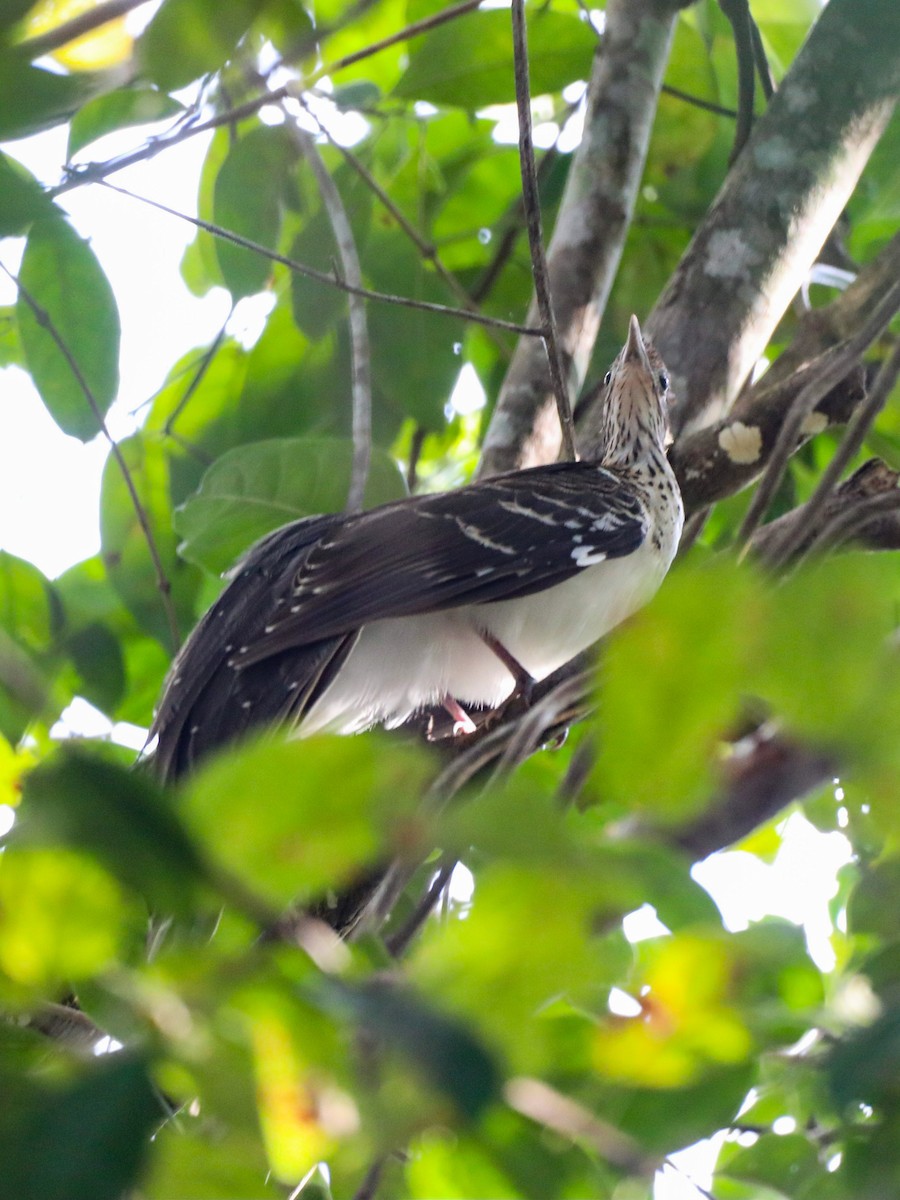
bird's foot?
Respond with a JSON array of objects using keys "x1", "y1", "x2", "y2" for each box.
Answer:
[{"x1": 442, "y1": 696, "x2": 477, "y2": 737}]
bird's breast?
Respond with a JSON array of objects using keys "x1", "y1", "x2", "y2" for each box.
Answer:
[{"x1": 474, "y1": 535, "x2": 669, "y2": 681}]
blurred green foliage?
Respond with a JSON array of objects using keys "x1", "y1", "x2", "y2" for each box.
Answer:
[{"x1": 0, "y1": 0, "x2": 898, "y2": 1197}]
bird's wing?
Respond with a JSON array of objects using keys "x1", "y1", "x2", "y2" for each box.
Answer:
[
  {"x1": 149, "y1": 513, "x2": 348, "y2": 780},
  {"x1": 149, "y1": 464, "x2": 646, "y2": 778},
  {"x1": 236, "y1": 461, "x2": 647, "y2": 664}
]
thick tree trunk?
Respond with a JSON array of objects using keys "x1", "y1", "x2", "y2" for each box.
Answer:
[{"x1": 647, "y1": 0, "x2": 900, "y2": 436}]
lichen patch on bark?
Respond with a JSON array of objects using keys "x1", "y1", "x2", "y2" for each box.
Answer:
[{"x1": 718, "y1": 421, "x2": 763, "y2": 464}]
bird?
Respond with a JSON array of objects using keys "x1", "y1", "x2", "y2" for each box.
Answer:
[{"x1": 149, "y1": 315, "x2": 683, "y2": 783}]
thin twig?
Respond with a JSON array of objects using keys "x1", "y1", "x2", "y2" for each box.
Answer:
[
  {"x1": 555, "y1": 735, "x2": 595, "y2": 809},
  {"x1": 351, "y1": 1156, "x2": 387, "y2": 1200},
  {"x1": 95, "y1": 178, "x2": 544, "y2": 337},
  {"x1": 406, "y1": 426, "x2": 426, "y2": 492},
  {"x1": 314, "y1": 0, "x2": 483, "y2": 82},
  {"x1": 661, "y1": 83, "x2": 739, "y2": 119},
  {"x1": 766, "y1": 338, "x2": 900, "y2": 566},
  {"x1": 14, "y1": 0, "x2": 151, "y2": 58},
  {"x1": 54, "y1": 1, "x2": 482, "y2": 189},
  {"x1": 163, "y1": 309, "x2": 234, "y2": 438},
  {"x1": 734, "y1": 284, "x2": 900, "y2": 552},
  {"x1": 4, "y1": 263, "x2": 181, "y2": 651},
  {"x1": 57, "y1": 88, "x2": 292, "y2": 189},
  {"x1": 385, "y1": 859, "x2": 457, "y2": 958},
  {"x1": 749, "y1": 14, "x2": 776, "y2": 100},
  {"x1": 510, "y1": 0, "x2": 577, "y2": 461},
  {"x1": 505, "y1": 1077, "x2": 659, "y2": 1175},
  {"x1": 720, "y1": 0, "x2": 756, "y2": 164},
  {"x1": 298, "y1": 98, "x2": 510, "y2": 358},
  {"x1": 677, "y1": 506, "x2": 711, "y2": 556},
  {"x1": 290, "y1": 124, "x2": 372, "y2": 513}
]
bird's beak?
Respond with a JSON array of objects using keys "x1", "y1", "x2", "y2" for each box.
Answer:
[{"x1": 622, "y1": 314, "x2": 652, "y2": 373}]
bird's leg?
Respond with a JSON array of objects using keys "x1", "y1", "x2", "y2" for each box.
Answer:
[
  {"x1": 436, "y1": 634, "x2": 536, "y2": 739},
  {"x1": 441, "y1": 697, "x2": 477, "y2": 736},
  {"x1": 477, "y1": 631, "x2": 536, "y2": 701}
]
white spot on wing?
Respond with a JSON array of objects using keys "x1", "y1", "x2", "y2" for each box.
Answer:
[
  {"x1": 498, "y1": 499, "x2": 559, "y2": 527},
  {"x1": 718, "y1": 421, "x2": 763, "y2": 464},
  {"x1": 571, "y1": 545, "x2": 607, "y2": 567},
  {"x1": 453, "y1": 517, "x2": 516, "y2": 554},
  {"x1": 591, "y1": 512, "x2": 622, "y2": 532}
]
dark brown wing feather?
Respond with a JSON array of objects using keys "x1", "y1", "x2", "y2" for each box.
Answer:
[
  {"x1": 149, "y1": 462, "x2": 646, "y2": 779},
  {"x1": 238, "y1": 462, "x2": 646, "y2": 662}
]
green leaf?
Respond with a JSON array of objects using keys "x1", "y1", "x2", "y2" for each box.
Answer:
[
  {"x1": 182, "y1": 733, "x2": 429, "y2": 906},
  {"x1": 0, "y1": 151, "x2": 57, "y2": 237},
  {"x1": 64, "y1": 622, "x2": 126, "y2": 714},
  {"x1": 317, "y1": 977, "x2": 501, "y2": 1119},
  {"x1": 0, "y1": 629, "x2": 51, "y2": 744},
  {"x1": 0, "y1": 846, "x2": 130, "y2": 993},
  {"x1": 138, "y1": 0, "x2": 264, "y2": 92},
  {"x1": 406, "y1": 1130, "x2": 521, "y2": 1200},
  {"x1": 16, "y1": 747, "x2": 206, "y2": 914},
  {"x1": 0, "y1": 552, "x2": 57, "y2": 742},
  {"x1": 0, "y1": 551, "x2": 55, "y2": 654},
  {"x1": 365, "y1": 234, "x2": 466, "y2": 431},
  {"x1": 174, "y1": 436, "x2": 407, "y2": 574},
  {"x1": 67, "y1": 86, "x2": 184, "y2": 158},
  {"x1": 0, "y1": 1054, "x2": 160, "y2": 1200},
  {"x1": 143, "y1": 1122, "x2": 282, "y2": 1199},
  {"x1": 608, "y1": 1063, "x2": 755, "y2": 1154},
  {"x1": 0, "y1": 0, "x2": 38, "y2": 38},
  {"x1": 214, "y1": 125, "x2": 299, "y2": 299},
  {"x1": 828, "y1": 1005, "x2": 900, "y2": 1111},
  {"x1": 720, "y1": 1132, "x2": 829, "y2": 1199},
  {"x1": 394, "y1": 8, "x2": 595, "y2": 109},
  {"x1": 332, "y1": 80, "x2": 381, "y2": 112},
  {"x1": 593, "y1": 559, "x2": 752, "y2": 820},
  {"x1": 256, "y1": 0, "x2": 314, "y2": 57},
  {"x1": 17, "y1": 216, "x2": 120, "y2": 441},
  {"x1": 0, "y1": 55, "x2": 92, "y2": 141},
  {"x1": 99, "y1": 432, "x2": 201, "y2": 651},
  {"x1": 0, "y1": 305, "x2": 21, "y2": 367},
  {"x1": 180, "y1": 128, "x2": 230, "y2": 296}
]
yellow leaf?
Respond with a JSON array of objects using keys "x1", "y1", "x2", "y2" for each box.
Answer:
[
  {"x1": 242, "y1": 991, "x2": 358, "y2": 1184},
  {"x1": 0, "y1": 735, "x2": 34, "y2": 809},
  {"x1": 26, "y1": 0, "x2": 133, "y2": 70},
  {"x1": 592, "y1": 935, "x2": 752, "y2": 1088}
]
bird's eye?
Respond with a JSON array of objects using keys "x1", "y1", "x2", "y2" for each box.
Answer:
[
  {"x1": 658, "y1": 371, "x2": 669, "y2": 393},
  {"x1": 603, "y1": 370, "x2": 612, "y2": 386}
]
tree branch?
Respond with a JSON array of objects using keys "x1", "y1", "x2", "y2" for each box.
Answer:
[
  {"x1": 751, "y1": 458, "x2": 900, "y2": 561},
  {"x1": 765, "y1": 337, "x2": 900, "y2": 565},
  {"x1": 670, "y1": 361, "x2": 866, "y2": 514},
  {"x1": 735, "y1": 286, "x2": 900, "y2": 549},
  {"x1": 668, "y1": 235, "x2": 900, "y2": 516},
  {"x1": 477, "y1": 0, "x2": 679, "y2": 476},
  {"x1": 757, "y1": 231, "x2": 900, "y2": 393},
  {"x1": 647, "y1": 0, "x2": 900, "y2": 436},
  {"x1": 663, "y1": 726, "x2": 837, "y2": 860},
  {"x1": 290, "y1": 124, "x2": 373, "y2": 514}
]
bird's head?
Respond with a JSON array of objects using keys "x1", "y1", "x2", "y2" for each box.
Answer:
[{"x1": 599, "y1": 314, "x2": 673, "y2": 463}]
